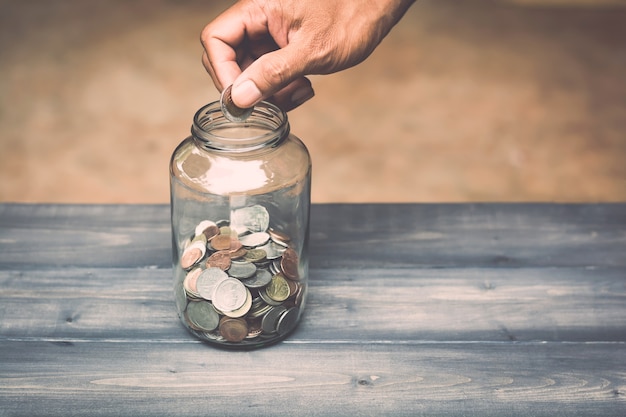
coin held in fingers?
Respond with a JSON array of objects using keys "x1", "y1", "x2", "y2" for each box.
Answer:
[{"x1": 221, "y1": 85, "x2": 253, "y2": 122}]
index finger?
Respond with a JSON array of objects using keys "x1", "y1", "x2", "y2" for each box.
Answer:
[{"x1": 200, "y1": 7, "x2": 249, "y2": 91}]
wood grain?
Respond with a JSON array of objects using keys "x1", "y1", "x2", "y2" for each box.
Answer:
[{"x1": 0, "y1": 203, "x2": 624, "y2": 416}]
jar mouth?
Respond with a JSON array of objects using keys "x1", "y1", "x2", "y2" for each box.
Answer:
[{"x1": 191, "y1": 100, "x2": 289, "y2": 152}]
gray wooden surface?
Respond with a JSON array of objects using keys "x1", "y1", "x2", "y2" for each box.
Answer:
[{"x1": 0, "y1": 203, "x2": 624, "y2": 416}]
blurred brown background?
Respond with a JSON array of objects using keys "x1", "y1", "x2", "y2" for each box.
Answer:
[{"x1": 1, "y1": 0, "x2": 625, "y2": 203}]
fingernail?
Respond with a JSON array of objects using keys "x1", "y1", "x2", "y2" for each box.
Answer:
[
  {"x1": 231, "y1": 80, "x2": 262, "y2": 108},
  {"x1": 291, "y1": 86, "x2": 315, "y2": 107}
]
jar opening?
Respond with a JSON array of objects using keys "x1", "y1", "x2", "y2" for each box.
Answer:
[{"x1": 191, "y1": 100, "x2": 289, "y2": 152}]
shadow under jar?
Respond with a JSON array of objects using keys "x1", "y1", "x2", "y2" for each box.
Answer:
[{"x1": 170, "y1": 101, "x2": 311, "y2": 349}]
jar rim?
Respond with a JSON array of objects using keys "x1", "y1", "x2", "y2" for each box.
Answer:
[{"x1": 191, "y1": 100, "x2": 289, "y2": 152}]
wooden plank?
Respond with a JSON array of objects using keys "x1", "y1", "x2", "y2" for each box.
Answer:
[
  {"x1": 0, "y1": 204, "x2": 171, "y2": 269},
  {"x1": 0, "y1": 203, "x2": 624, "y2": 269},
  {"x1": 1, "y1": 266, "x2": 624, "y2": 343},
  {"x1": 0, "y1": 342, "x2": 624, "y2": 417},
  {"x1": 309, "y1": 203, "x2": 626, "y2": 269},
  {"x1": 1, "y1": 203, "x2": 625, "y2": 416}
]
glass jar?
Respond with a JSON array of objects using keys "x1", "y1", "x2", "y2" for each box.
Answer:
[{"x1": 170, "y1": 100, "x2": 311, "y2": 349}]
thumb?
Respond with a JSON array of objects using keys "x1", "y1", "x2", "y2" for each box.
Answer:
[{"x1": 230, "y1": 46, "x2": 306, "y2": 109}]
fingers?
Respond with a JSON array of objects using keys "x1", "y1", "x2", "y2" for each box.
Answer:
[
  {"x1": 229, "y1": 44, "x2": 309, "y2": 108},
  {"x1": 265, "y1": 77, "x2": 315, "y2": 112},
  {"x1": 200, "y1": 3, "x2": 249, "y2": 91}
]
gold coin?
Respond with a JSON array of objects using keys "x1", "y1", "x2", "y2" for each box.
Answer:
[
  {"x1": 191, "y1": 233, "x2": 207, "y2": 245},
  {"x1": 266, "y1": 273, "x2": 290, "y2": 302},
  {"x1": 219, "y1": 317, "x2": 248, "y2": 342},
  {"x1": 243, "y1": 249, "x2": 267, "y2": 263}
]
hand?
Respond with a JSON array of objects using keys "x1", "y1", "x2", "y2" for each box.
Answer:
[{"x1": 201, "y1": 0, "x2": 415, "y2": 111}]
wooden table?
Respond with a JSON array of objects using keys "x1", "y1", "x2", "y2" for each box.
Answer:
[{"x1": 0, "y1": 203, "x2": 624, "y2": 416}]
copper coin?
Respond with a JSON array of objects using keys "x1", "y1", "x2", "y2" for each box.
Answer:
[
  {"x1": 183, "y1": 267, "x2": 202, "y2": 298},
  {"x1": 195, "y1": 220, "x2": 217, "y2": 237},
  {"x1": 180, "y1": 245, "x2": 204, "y2": 270},
  {"x1": 280, "y1": 248, "x2": 299, "y2": 280},
  {"x1": 246, "y1": 317, "x2": 263, "y2": 339},
  {"x1": 286, "y1": 279, "x2": 298, "y2": 298},
  {"x1": 206, "y1": 250, "x2": 231, "y2": 271},
  {"x1": 219, "y1": 317, "x2": 248, "y2": 342},
  {"x1": 210, "y1": 235, "x2": 232, "y2": 251},
  {"x1": 269, "y1": 228, "x2": 291, "y2": 244},
  {"x1": 229, "y1": 246, "x2": 247, "y2": 259},
  {"x1": 202, "y1": 224, "x2": 220, "y2": 241}
]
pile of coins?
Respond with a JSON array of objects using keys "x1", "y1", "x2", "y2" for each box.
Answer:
[{"x1": 176, "y1": 205, "x2": 305, "y2": 345}]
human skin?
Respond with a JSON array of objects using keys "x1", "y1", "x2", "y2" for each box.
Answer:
[{"x1": 201, "y1": 0, "x2": 416, "y2": 111}]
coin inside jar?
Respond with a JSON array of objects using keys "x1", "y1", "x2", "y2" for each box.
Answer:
[
  {"x1": 177, "y1": 210, "x2": 307, "y2": 347},
  {"x1": 219, "y1": 317, "x2": 249, "y2": 342},
  {"x1": 220, "y1": 84, "x2": 253, "y2": 122}
]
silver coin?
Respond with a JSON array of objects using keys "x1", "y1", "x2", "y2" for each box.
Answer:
[
  {"x1": 186, "y1": 300, "x2": 220, "y2": 332},
  {"x1": 220, "y1": 84, "x2": 253, "y2": 122},
  {"x1": 212, "y1": 278, "x2": 248, "y2": 313},
  {"x1": 277, "y1": 307, "x2": 299, "y2": 336},
  {"x1": 258, "y1": 287, "x2": 283, "y2": 306},
  {"x1": 196, "y1": 267, "x2": 228, "y2": 300},
  {"x1": 270, "y1": 236, "x2": 289, "y2": 248},
  {"x1": 239, "y1": 232, "x2": 270, "y2": 248},
  {"x1": 215, "y1": 219, "x2": 230, "y2": 228},
  {"x1": 248, "y1": 302, "x2": 272, "y2": 319},
  {"x1": 269, "y1": 259, "x2": 281, "y2": 275},
  {"x1": 258, "y1": 241, "x2": 287, "y2": 260},
  {"x1": 231, "y1": 205, "x2": 270, "y2": 234},
  {"x1": 240, "y1": 269, "x2": 272, "y2": 289},
  {"x1": 227, "y1": 261, "x2": 257, "y2": 279},
  {"x1": 261, "y1": 306, "x2": 287, "y2": 334},
  {"x1": 222, "y1": 288, "x2": 252, "y2": 318}
]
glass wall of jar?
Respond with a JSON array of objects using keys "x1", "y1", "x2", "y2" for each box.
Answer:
[{"x1": 170, "y1": 100, "x2": 311, "y2": 349}]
